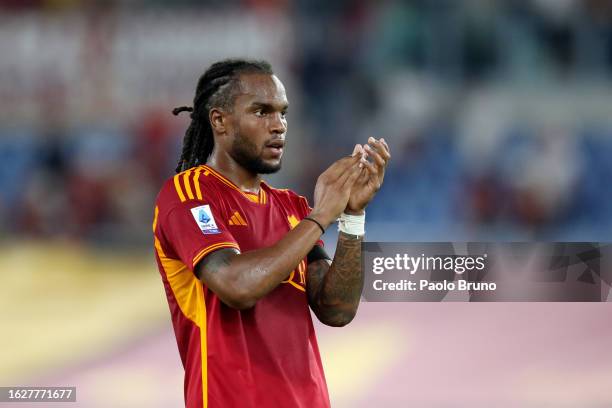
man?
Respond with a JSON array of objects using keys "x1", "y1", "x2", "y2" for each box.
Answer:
[{"x1": 152, "y1": 59, "x2": 390, "y2": 408}]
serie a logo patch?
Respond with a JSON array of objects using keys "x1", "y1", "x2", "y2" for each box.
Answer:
[{"x1": 191, "y1": 204, "x2": 221, "y2": 234}]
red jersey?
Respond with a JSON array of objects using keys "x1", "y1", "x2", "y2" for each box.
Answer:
[{"x1": 152, "y1": 164, "x2": 330, "y2": 408}]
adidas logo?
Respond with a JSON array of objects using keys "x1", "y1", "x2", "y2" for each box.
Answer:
[{"x1": 228, "y1": 211, "x2": 248, "y2": 226}]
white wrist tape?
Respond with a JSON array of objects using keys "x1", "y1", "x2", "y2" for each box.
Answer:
[{"x1": 338, "y1": 212, "x2": 365, "y2": 236}]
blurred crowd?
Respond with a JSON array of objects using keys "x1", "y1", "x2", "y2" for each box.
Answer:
[{"x1": 1, "y1": 0, "x2": 612, "y2": 245}]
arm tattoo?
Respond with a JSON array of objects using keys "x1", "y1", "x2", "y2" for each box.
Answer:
[
  {"x1": 306, "y1": 259, "x2": 329, "y2": 307},
  {"x1": 307, "y1": 232, "x2": 363, "y2": 326},
  {"x1": 324, "y1": 232, "x2": 363, "y2": 303}
]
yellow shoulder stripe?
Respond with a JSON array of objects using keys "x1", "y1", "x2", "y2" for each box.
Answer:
[
  {"x1": 193, "y1": 167, "x2": 203, "y2": 200},
  {"x1": 173, "y1": 174, "x2": 186, "y2": 202},
  {"x1": 183, "y1": 170, "x2": 195, "y2": 200},
  {"x1": 174, "y1": 167, "x2": 206, "y2": 202}
]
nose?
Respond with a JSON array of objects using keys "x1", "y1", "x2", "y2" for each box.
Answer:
[{"x1": 269, "y1": 112, "x2": 287, "y2": 135}]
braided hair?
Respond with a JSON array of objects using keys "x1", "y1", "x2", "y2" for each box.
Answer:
[{"x1": 173, "y1": 59, "x2": 273, "y2": 173}]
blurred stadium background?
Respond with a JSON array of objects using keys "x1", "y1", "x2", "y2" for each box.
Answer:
[{"x1": 1, "y1": 0, "x2": 611, "y2": 407}]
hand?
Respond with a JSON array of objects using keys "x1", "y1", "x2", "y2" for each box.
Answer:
[
  {"x1": 310, "y1": 155, "x2": 362, "y2": 227},
  {"x1": 345, "y1": 137, "x2": 391, "y2": 214}
]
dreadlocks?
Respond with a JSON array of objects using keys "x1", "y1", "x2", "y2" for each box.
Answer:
[{"x1": 173, "y1": 59, "x2": 273, "y2": 173}]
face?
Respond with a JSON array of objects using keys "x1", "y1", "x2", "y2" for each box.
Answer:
[{"x1": 225, "y1": 73, "x2": 289, "y2": 175}]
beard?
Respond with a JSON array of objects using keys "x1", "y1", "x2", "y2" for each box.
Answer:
[{"x1": 229, "y1": 131, "x2": 282, "y2": 175}]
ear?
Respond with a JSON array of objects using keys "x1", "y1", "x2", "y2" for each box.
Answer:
[{"x1": 209, "y1": 108, "x2": 228, "y2": 134}]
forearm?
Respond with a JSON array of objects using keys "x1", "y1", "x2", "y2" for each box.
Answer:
[
  {"x1": 198, "y1": 219, "x2": 322, "y2": 309},
  {"x1": 198, "y1": 153, "x2": 364, "y2": 310},
  {"x1": 312, "y1": 232, "x2": 363, "y2": 326}
]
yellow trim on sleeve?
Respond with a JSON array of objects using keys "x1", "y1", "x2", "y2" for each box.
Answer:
[
  {"x1": 173, "y1": 174, "x2": 187, "y2": 202},
  {"x1": 192, "y1": 242, "x2": 240, "y2": 267}
]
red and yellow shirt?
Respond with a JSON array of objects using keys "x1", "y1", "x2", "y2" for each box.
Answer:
[{"x1": 152, "y1": 165, "x2": 330, "y2": 408}]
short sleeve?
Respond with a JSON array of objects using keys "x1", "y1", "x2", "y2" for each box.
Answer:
[{"x1": 161, "y1": 201, "x2": 240, "y2": 270}]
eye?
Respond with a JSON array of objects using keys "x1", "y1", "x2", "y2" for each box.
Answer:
[
  {"x1": 281, "y1": 111, "x2": 288, "y2": 118},
  {"x1": 254, "y1": 109, "x2": 265, "y2": 117}
]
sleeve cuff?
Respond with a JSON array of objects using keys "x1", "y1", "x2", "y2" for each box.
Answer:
[{"x1": 192, "y1": 242, "x2": 241, "y2": 268}]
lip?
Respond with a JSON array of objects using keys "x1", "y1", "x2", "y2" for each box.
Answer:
[
  {"x1": 265, "y1": 140, "x2": 285, "y2": 149},
  {"x1": 265, "y1": 146, "x2": 284, "y2": 158}
]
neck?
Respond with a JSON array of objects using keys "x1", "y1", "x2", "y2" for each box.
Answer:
[{"x1": 207, "y1": 150, "x2": 261, "y2": 193}]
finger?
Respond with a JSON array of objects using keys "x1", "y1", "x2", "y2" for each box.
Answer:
[
  {"x1": 356, "y1": 167, "x2": 369, "y2": 185},
  {"x1": 353, "y1": 144, "x2": 369, "y2": 169},
  {"x1": 364, "y1": 143, "x2": 386, "y2": 168},
  {"x1": 343, "y1": 164, "x2": 362, "y2": 188},
  {"x1": 351, "y1": 167, "x2": 368, "y2": 189},
  {"x1": 360, "y1": 156, "x2": 379, "y2": 177},
  {"x1": 358, "y1": 150, "x2": 368, "y2": 168},
  {"x1": 334, "y1": 155, "x2": 358, "y2": 167},
  {"x1": 341, "y1": 154, "x2": 361, "y2": 166},
  {"x1": 379, "y1": 138, "x2": 391, "y2": 158},
  {"x1": 351, "y1": 144, "x2": 363, "y2": 157},
  {"x1": 367, "y1": 137, "x2": 391, "y2": 162},
  {"x1": 367, "y1": 137, "x2": 390, "y2": 161},
  {"x1": 336, "y1": 159, "x2": 360, "y2": 185},
  {"x1": 324, "y1": 155, "x2": 359, "y2": 179}
]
